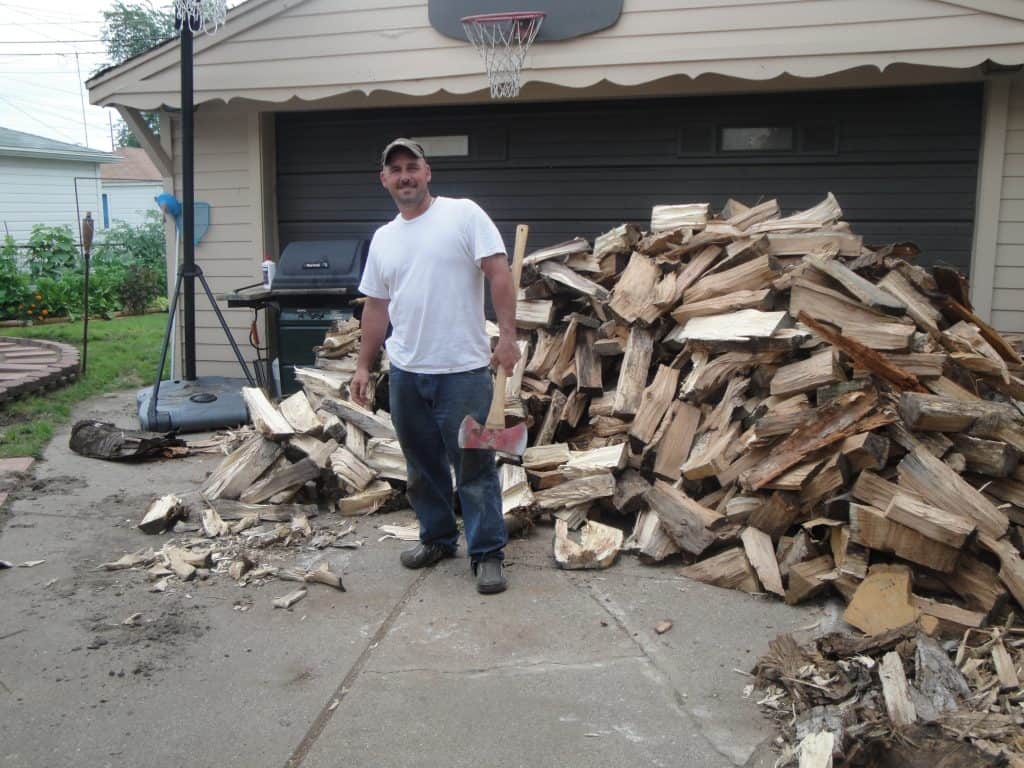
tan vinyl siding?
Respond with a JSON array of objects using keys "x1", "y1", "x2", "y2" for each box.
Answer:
[
  {"x1": 994, "y1": 78, "x2": 1024, "y2": 332},
  {"x1": 90, "y1": 0, "x2": 1024, "y2": 110},
  {"x1": 166, "y1": 111, "x2": 263, "y2": 379}
]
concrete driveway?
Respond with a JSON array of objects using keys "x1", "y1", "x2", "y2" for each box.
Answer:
[{"x1": 0, "y1": 392, "x2": 821, "y2": 768}]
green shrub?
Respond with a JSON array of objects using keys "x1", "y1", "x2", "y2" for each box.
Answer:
[
  {"x1": 24, "y1": 225, "x2": 79, "y2": 281},
  {"x1": 94, "y1": 211, "x2": 166, "y2": 293},
  {"x1": 119, "y1": 263, "x2": 161, "y2": 314},
  {"x1": 0, "y1": 238, "x2": 30, "y2": 320}
]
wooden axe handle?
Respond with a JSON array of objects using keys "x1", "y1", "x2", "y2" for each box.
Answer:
[{"x1": 485, "y1": 224, "x2": 529, "y2": 430}]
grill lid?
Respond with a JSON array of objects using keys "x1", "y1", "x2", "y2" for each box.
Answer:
[{"x1": 272, "y1": 239, "x2": 367, "y2": 291}]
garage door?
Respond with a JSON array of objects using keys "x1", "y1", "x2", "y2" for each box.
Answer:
[{"x1": 276, "y1": 83, "x2": 981, "y2": 273}]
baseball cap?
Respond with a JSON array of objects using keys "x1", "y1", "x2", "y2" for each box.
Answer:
[{"x1": 381, "y1": 138, "x2": 426, "y2": 167}]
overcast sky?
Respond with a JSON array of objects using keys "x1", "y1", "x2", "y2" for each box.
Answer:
[{"x1": 0, "y1": 1, "x2": 237, "y2": 153}]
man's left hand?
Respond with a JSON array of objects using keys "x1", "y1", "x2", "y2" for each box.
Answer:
[{"x1": 491, "y1": 336, "x2": 521, "y2": 375}]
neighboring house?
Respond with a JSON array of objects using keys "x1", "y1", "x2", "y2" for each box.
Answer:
[
  {"x1": 99, "y1": 147, "x2": 163, "y2": 228},
  {"x1": 86, "y1": 0, "x2": 1024, "y2": 376},
  {"x1": 0, "y1": 126, "x2": 115, "y2": 245}
]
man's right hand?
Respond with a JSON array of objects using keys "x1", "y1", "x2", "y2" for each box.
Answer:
[{"x1": 350, "y1": 366, "x2": 371, "y2": 407}]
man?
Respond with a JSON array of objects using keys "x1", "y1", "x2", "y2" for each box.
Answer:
[{"x1": 351, "y1": 138, "x2": 520, "y2": 595}]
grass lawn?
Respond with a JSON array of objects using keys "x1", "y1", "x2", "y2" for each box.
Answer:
[{"x1": 0, "y1": 313, "x2": 169, "y2": 458}]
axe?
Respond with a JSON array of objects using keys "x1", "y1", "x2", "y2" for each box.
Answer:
[{"x1": 458, "y1": 223, "x2": 529, "y2": 456}]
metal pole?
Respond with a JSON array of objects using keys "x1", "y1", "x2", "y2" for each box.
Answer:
[
  {"x1": 80, "y1": 213, "x2": 94, "y2": 375},
  {"x1": 180, "y1": 18, "x2": 197, "y2": 381}
]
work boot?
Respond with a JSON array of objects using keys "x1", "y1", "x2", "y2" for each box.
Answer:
[
  {"x1": 400, "y1": 542, "x2": 453, "y2": 569},
  {"x1": 474, "y1": 559, "x2": 507, "y2": 594}
]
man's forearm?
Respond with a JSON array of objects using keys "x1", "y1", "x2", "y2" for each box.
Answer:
[
  {"x1": 488, "y1": 267, "x2": 517, "y2": 339},
  {"x1": 357, "y1": 299, "x2": 389, "y2": 370}
]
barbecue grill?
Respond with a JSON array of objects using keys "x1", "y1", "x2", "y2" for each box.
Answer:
[{"x1": 226, "y1": 239, "x2": 368, "y2": 396}]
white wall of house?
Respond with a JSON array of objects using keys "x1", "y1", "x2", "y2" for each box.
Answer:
[
  {"x1": 0, "y1": 156, "x2": 102, "y2": 245},
  {"x1": 100, "y1": 180, "x2": 163, "y2": 228}
]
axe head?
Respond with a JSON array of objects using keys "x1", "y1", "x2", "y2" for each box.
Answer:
[{"x1": 457, "y1": 415, "x2": 528, "y2": 456}]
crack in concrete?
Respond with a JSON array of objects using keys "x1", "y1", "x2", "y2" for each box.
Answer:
[
  {"x1": 361, "y1": 654, "x2": 646, "y2": 678},
  {"x1": 576, "y1": 580, "x2": 744, "y2": 767},
  {"x1": 283, "y1": 569, "x2": 429, "y2": 768}
]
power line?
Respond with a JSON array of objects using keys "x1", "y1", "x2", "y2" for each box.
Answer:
[
  {"x1": 0, "y1": 51, "x2": 106, "y2": 56},
  {"x1": 0, "y1": 95, "x2": 85, "y2": 144},
  {"x1": 0, "y1": 39, "x2": 104, "y2": 44}
]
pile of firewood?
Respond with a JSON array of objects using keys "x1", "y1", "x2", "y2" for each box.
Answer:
[{"x1": 752, "y1": 620, "x2": 1024, "y2": 766}]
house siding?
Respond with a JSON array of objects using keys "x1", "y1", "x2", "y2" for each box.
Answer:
[
  {"x1": 101, "y1": 180, "x2": 163, "y2": 228},
  {"x1": 0, "y1": 157, "x2": 101, "y2": 245},
  {"x1": 166, "y1": 111, "x2": 264, "y2": 379},
  {"x1": 994, "y1": 78, "x2": 1024, "y2": 332}
]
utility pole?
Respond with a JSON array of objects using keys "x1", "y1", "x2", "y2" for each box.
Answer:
[
  {"x1": 108, "y1": 112, "x2": 115, "y2": 151},
  {"x1": 74, "y1": 52, "x2": 89, "y2": 147}
]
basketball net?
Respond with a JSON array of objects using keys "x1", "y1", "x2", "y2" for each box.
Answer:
[
  {"x1": 462, "y1": 12, "x2": 545, "y2": 99},
  {"x1": 173, "y1": 0, "x2": 227, "y2": 34}
]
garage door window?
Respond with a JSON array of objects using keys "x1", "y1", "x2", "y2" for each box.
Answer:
[{"x1": 720, "y1": 126, "x2": 794, "y2": 152}]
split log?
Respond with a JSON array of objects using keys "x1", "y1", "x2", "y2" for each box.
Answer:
[
  {"x1": 240, "y1": 458, "x2": 320, "y2": 504},
  {"x1": 651, "y1": 203, "x2": 708, "y2": 232},
  {"x1": 533, "y1": 473, "x2": 616, "y2": 510},
  {"x1": 884, "y1": 494, "x2": 975, "y2": 549},
  {"x1": 672, "y1": 309, "x2": 787, "y2": 344},
  {"x1": 879, "y1": 651, "x2": 917, "y2": 727},
  {"x1": 652, "y1": 401, "x2": 700, "y2": 480},
  {"x1": 612, "y1": 327, "x2": 654, "y2": 417},
  {"x1": 539, "y1": 261, "x2": 610, "y2": 302},
  {"x1": 631, "y1": 510, "x2": 680, "y2": 561},
  {"x1": 319, "y1": 399, "x2": 397, "y2": 440},
  {"x1": 770, "y1": 349, "x2": 843, "y2": 398},
  {"x1": 242, "y1": 387, "x2": 294, "y2": 439},
  {"x1": 680, "y1": 547, "x2": 760, "y2": 593},
  {"x1": 684, "y1": 254, "x2": 778, "y2": 305},
  {"x1": 767, "y1": 232, "x2": 862, "y2": 257},
  {"x1": 741, "y1": 526, "x2": 784, "y2": 596},
  {"x1": 645, "y1": 480, "x2": 721, "y2": 556},
  {"x1": 913, "y1": 596, "x2": 986, "y2": 637},
  {"x1": 608, "y1": 252, "x2": 662, "y2": 324},
  {"x1": 574, "y1": 328, "x2": 602, "y2": 394},
  {"x1": 951, "y1": 434, "x2": 1018, "y2": 477},
  {"x1": 838, "y1": 320, "x2": 914, "y2": 351},
  {"x1": 898, "y1": 448, "x2": 1008, "y2": 539},
  {"x1": 533, "y1": 389, "x2": 568, "y2": 446},
  {"x1": 790, "y1": 279, "x2": 899, "y2": 327},
  {"x1": 809, "y1": 257, "x2": 906, "y2": 315},
  {"x1": 337, "y1": 480, "x2": 393, "y2": 516},
  {"x1": 365, "y1": 438, "x2": 407, "y2": 482},
  {"x1": 289, "y1": 435, "x2": 337, "y2": 469},
  {"x1": 877, "y1": 270, "x2": 943, "y2": 335},
  {"x1": 941, "y1": 553, "x2": 1009, "y2": 614},
  {"x1": 898, "y1": 392, "x2": 1021, "y2": 433},
  {"x1": 329, "y1": 446, "x2": 377, "y2": 492},
  {"x1": 786, "y1": 554, "x2": 836, "y2": 605},
  {"x1": 138, "y1": 494, "x2": 184, "y2": 534},
  {"x1": 849, "y1": 503, "x2": 960, "y2": 572},
  {"x1": 843, "y1": 567, "x2": 919, "y2": 636},
  {"x1": 612, "y1": 469, "x2": 652, "y2": 516},
  {"x1": 522, "y1": 443, "x2": 571, "y2": 470},
  {"x1": 516, "y1": 299, "x2": 556, "y2": 329},
  {"x1": 628, "y1": 365, "x2": 680, "y2": 449},
  {"x1": 278, "y1": 391, "x2": 322, "y2": 435},
  {"x1": 553, "y1": 519, "x2": 623, "y2": 570},
  {"x1": 669, "y1": 288, "x2": 770, "y2": 323},
  {"x1": 839, "y1": 432, "x2": 889, "y2": 473},
  {"x1": 562, "y1": 444, "x2": 628, "y2": 477}
]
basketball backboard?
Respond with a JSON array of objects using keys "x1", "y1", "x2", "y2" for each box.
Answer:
[{"x1": 429, "y1": 0, "x2": 623, "y2": 41}]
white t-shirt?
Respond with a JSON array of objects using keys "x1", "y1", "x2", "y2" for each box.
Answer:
[{"x1": 358, "y1": 196, "x2": 506, "y2": 374}]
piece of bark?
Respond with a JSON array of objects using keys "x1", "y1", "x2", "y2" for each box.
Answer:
[
  {"x1": 240, "y1": 458, "x2": 320, "y2": 504},
  {"x1": 843, "y1": 567, "x2": 919, "y2": 636},
  {"x1": 645, "y1": 480, "x2": 721, "y2": 556},
  {"x1": 278, "y1": 391, "x2": 322, "y2": 435},
  {"x1": 740, "y1": 526, "x2": 784, "y2": 596},
  {"x1": 798, "y1": 313, "x2": 925, "y2": 393},
  {"x1": 202, "y1": 436, "x2": 283, "y2": 500},
  {"x1": 951, "y1": 434, "x2": 1018, "y2": 477},
  {"x1": 553, "y1": 519, "x2": 623, "y2": 570},
  {"x1": 849, "y1": 502, "x2": 960, "y2": 573},
  {"x1": 612, "y1": 327, "x2": 654, "y2": 417},
  {"x1": 628, "y1": 365, "x2": 680, "y2": 450},
  {"x1": 914, "y1": 634, "x2": 970, "y2": 716},
  {"x1": 741, "y1": 389, "x2": 879, "y2": 490},
  {"x1": 770, "y1": 349, "x2": 843, "y2": 398},
  {"x1": 884, "y1": 493, "x2": 975, "y2": 549},
  {"x1": 785, "y1": 554, "x2": 835, "y2": 605},
  {"x1": 898, "y1": 448, "x2": 1008, "y2": 539},
  {"x1": 242, "y1": 387, "x2": 294, "y2": 439},
  {"x1": 879, "y1": 651, "x2": 917, "y2": 727},
  {"x1": 138, "y1": 494, "x2": 184, "y2": 534},
  {"x1": 652, "y1": 401, "x2": 700, "y2": 480},
  {"x1": 680, "y1": 547, "x2": 760, "y2": 593},
  {"x1": 329, "y1": 446, "x2": 378, "y2": 492}
]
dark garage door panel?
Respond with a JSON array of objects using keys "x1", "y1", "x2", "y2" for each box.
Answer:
[{"x1": 277, "y1": 84, "x2": 981, "y2": 272}]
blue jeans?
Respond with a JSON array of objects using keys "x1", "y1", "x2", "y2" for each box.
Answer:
[{"x1": 388, "y1": 366, "x2": 506, "y2": 562}]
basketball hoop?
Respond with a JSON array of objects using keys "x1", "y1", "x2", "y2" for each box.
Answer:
[
  {"x1": 461, "y1": 11, "x2": 545, "y2": 99},
  {"x1": 173, "y1": 0, "x2": 227, "y2": 34}
]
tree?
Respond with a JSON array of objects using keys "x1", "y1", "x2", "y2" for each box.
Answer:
[{"x1": 100, "y1": 2, "x2": 177, "y2": 147}]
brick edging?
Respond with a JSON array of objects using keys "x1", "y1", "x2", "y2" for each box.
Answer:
[{"x1": 0, "y1": 336, "x2": 80, "y2": 403}]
